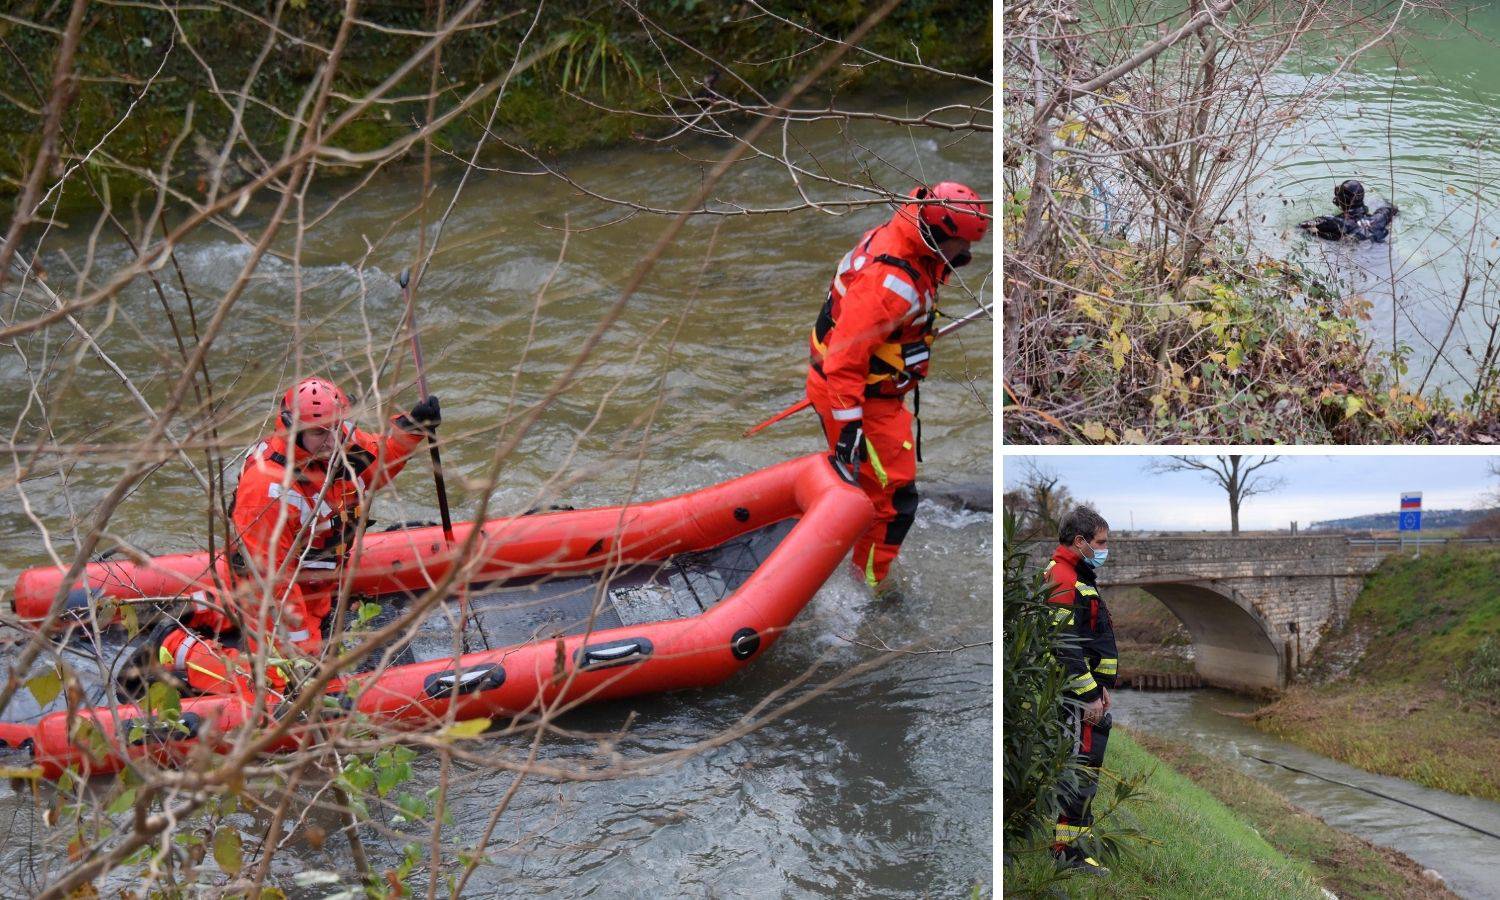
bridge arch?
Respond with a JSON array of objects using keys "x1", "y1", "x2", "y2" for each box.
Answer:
[{"x1": 1123, "y1": 577, "x2": 1285, "y2": 692}]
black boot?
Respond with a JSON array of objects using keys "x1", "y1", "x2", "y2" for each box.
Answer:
[{"x1": 1053, "y1": 844, "x2": 1110, "y2": 877}]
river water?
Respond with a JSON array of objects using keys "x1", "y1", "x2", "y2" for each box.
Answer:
[
  {"x1": 1240, "y1": 6, "x2": 1500, "y2": 395},
  {"x1": 0, "y1": 92, "x2": 992, "y2": 895},
  {"x1": 1112, "y1": 689, "x2": 1500, "y2": 900}
]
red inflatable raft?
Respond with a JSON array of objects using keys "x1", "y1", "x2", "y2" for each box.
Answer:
[{"x1": 2, "y1": 454, "x2": 872, "y2": 778}]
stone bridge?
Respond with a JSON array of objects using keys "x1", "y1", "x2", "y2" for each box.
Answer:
[{"x1": 1031, "y1": 536, "x2": 1396, "y2": 692}]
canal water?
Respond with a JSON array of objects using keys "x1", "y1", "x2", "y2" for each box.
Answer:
[
  {"x1": 1112, "y1": 689, "x2": 1500, "y2": 900},
  {"x1": 0, "y1": 89, "x2": 992, "y2": 896},
  {"x1": 1242, "y1": 5, "x2": 1500, "y2": 396}
]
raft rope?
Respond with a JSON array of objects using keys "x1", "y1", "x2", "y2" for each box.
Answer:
[{"x1": 1245, "y1": 753, "x2": 1500, "y2": 842}]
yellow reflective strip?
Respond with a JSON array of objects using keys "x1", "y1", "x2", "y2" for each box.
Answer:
[
  {"x1": 186, "y1": 661, "x2": 223, "y2": 680},
  {"x1": 1068, "y1": 672, "x2": 1098, "y2": 695},
  {"x1": 1050, "y1": 606, "x2": 1074, "y2": 626},
  {"x1": 1044, "y1": 560, "x2": 1056, "y2": 573},
  {"x1": 1096, "y1": 658, "x2": 1118, "y2": 675},
  {"x1": 1055, "y1": 823, "x2": 1091, "y2": 840},
  {"x1": 1076, "y1": 583, "x2": 1099, "y2": 597},
  {"x1": 864, "y1": 546, "x2": 879, "y2": 588},
  {"x1": 902, "y1": 440, "x2": 912, "y2": 450},
  {"x1": 864, "y1": 439, "x2": 888, "y2": 488}
]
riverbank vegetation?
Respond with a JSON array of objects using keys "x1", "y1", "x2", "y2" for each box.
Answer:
[
  {"x1": 1002, "y1": 1, "x2": 1500, "y2": 444},
  {"x1": 1250, "y1": 546, "x2": 1500, "y2": 801},
  {"x1": 0, "y1": 2, "x2": 989, "y2": 209}
]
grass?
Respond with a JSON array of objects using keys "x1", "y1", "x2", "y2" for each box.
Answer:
[
  {"x1": 1133, "y1": 732, "x2": 1454, "y2": 900},
  {"x1": 1005, "y1": 729, "x2": 1453, "y2": 899},
  {"x1": 1005, "y1": 730, "x2": 1326, "y2": 899},
  {"x1": 1110, "y1": 588, "x2": 1195, "y2": 676},
  {"x1": 1250, "y1": 547, "x2": 1500, "y2": 802}
]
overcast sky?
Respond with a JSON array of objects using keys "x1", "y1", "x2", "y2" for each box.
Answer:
[{"x1": 1001, "y1": 455, "x2": 1500, "y2": 531}]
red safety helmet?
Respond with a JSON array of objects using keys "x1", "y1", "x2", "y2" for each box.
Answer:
[
  {"x1": 280, "y1": 377, "x2": 350, "y2": 429},
  {"x1": 913, "y1": 182, "x2": 990, "y2": 243}
]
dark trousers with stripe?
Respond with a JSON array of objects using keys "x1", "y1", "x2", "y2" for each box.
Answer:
[{"x1": 1055, "y1": 708, "x2": 1111, "y2": 848}]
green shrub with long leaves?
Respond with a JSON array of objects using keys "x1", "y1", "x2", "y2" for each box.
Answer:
[{"x1": 1000, "y1": 512, "x2": 1079, "y2": 855}]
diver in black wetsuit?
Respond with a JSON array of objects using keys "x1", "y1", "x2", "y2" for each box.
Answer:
[{"x1": 1299, "y1": 179, "x2": 1398, "y2": 242}]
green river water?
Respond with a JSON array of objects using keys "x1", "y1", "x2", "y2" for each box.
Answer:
[{"x1": 1248, "y1": 4, "x2": 1500, "y2": 396}]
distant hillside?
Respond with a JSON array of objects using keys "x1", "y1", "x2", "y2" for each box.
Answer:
[{"x1": 1309, "y1": 507, "x2": 1499, "y2": 532}]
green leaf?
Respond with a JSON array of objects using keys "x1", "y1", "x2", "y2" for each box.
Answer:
[
  {"x1": 146, "y1": 682, "x2": 181, "y2": 718},
  {"x1": 357, "y1": 602, "x2": 382, "y2": 624},
  {"x1": 27, "y1": 670, "x2": 62, "y2": 707},
  {"x1": 438, "y1": 718, "x2": 491, "y2": 741},
  {"x1": 106, "y1": 787, "x2": 136, "y2": 816},
  {"x1": 213, "y1": 827, "x2": 243, "y2": 876}
]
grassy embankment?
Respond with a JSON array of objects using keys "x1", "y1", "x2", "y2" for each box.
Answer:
[
  {"x1": 1006, "y1": 728, "x2": 1449, "y2": 899},
  {"x1": 0, "y1": 4, "x2": 990, "y2": 210},
  {"x1": 1250, "y1": 546, "x2": 1500, "y2": 801}
]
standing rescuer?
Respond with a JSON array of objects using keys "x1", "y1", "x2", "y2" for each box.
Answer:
[
  {"x1": 155, "y1": 376, "x2": 441, "y2": 695},
  {"x1": 1045, "y1": 506, "x2": 1118, "y2": 877},
  {"x1": 805, "y1": 181, "x2": 990, "y2": 588}
]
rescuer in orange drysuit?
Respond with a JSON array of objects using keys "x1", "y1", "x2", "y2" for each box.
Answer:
[
  {"x1": 156, "y1": 377, "x2": 440, "y2": 695},
  {"x1": 805, "y1": 181, "x2": 990, "y2": 587}
]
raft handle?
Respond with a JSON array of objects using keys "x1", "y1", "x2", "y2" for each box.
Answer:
[
  {"x1": 423, "y1": 664, "x2": 507, "y2": 700},
  {"x1": 576, "y1": 638, "x2": 654, "y2": 671}
]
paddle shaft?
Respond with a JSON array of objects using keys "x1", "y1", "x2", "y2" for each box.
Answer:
[
  {"x1": 744, "y1": 302, "x2": 994, "y2": 436},
  {"x1": 399, "y1": 269, "x2": 456, "y2": 545}
]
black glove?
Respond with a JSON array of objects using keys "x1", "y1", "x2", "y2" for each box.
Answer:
[
  {"x1": 400, "y1": 394, "x2": 441, "y2": 435},
  {"x1": 833, "y1": 419, "x2": 865, "y2": 481}
]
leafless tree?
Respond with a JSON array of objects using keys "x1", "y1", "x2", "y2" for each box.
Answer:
[
  {"x1": 1003, "y1": 459, "x2": 1078, "y2": 543},
  {"x1": 1146, "y1": 455, "x2": 1285, "y2": 534}
]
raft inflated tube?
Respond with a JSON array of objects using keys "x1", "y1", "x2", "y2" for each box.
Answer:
[{"x1": 8, "y1": 454, "x2": 873, "y2": 778}]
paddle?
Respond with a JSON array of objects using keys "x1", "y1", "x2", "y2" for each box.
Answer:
[
  {"x1": 398, "y1": 268, "x2": 456, "y2": 546},
  {"x1": 743, "y1": 302, "x2": 994, "y2": 436}
]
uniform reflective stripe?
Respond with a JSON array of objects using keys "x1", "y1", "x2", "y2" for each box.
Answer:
[
  {"x1": 286, "y1": 629, "x2": 311, "y2": 642},
  {"x1": 864, "y1": 439, "x2": 888, "y2": 488},
  {"x1": 881, "y1": 273, "x2": 921, "y2": 316},
  {"x1": 831, "y1": 406, "x2": 863, "y2": 422},
  {"x1": 865, "y1": 546, "x2": 878, "y2": 588},
  {"x1": 1076, "y1": 583, "x2": 1099, "y2": 596},
  {"x1": 174, "y1": 634, "x2": 200, "y2": 674},
  {"x1": 1067, "y1": 671, "x2": 1098, "y2": 695},
  {"x1": 1096, "y1": 657, "x2": 1118, "y2": 676},
  {"x1": 1044, "y1": 560, "x2": 1056, "y2": 573},
  {"x1": 1050, "y1": 605, "x2": 1074, "y2": 626},
  {"x1": 1055, "y1": 823, "x2": 1090, "y2": 840},
  {"x1": 189, "y1": 589, "x2": 211, "y2": 611},
  {"x1": 904, "y1": 350, "x2": 930, "y2": 365},
  {"x1": 299, "y1": 559, "x2": 338, "y2": 570},
  {"x1": 268, "y1": 482, "x2": 334, "y2": 532},
  {"x1": 833, "y1": 251, "x2": 855, "y2": 295}
]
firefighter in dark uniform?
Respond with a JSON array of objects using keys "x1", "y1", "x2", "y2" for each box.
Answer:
[{"x1": 1044, "y1": 506, "x2": 1119, "y2": 877}]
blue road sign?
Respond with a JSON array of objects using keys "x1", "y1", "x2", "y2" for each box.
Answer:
[{"x1": 1399, "y1": 510, "x2": 1422, "y2": 531}]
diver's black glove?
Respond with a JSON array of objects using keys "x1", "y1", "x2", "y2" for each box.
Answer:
[
  {"x1": 833, "y1": 419, "x2": 865, "y2": 481},
  {"x1": 400, "y1": 394, "x2": 441, "y2": 435}
]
